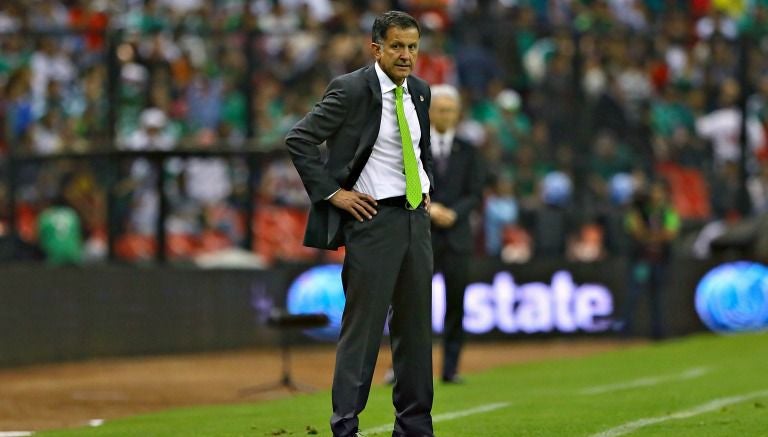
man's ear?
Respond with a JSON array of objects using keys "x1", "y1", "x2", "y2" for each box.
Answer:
[{"x1": 370, "y1": 42, "x2": 380, "y2": 59}]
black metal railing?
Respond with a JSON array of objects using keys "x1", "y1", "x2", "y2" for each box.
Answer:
[{"x1": 2, "y1": 21, "x2": 766, "y2": 263}]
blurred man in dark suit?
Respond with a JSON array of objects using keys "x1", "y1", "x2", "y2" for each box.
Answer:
[{"x1": 429, "y1": 84, "x2": 486, "y2": 383}]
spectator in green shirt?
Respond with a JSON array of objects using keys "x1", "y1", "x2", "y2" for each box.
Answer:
[
  {"x1": 474, "y1": 88, "x2": 532, "y2": 157},
  {"x1": 37, "y1": 197, "x2": 83, "y2": 265}
]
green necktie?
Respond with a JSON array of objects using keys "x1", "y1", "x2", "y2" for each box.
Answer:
[{"x1": 394, "y1": 85, "x2": 422, "y2": 209}]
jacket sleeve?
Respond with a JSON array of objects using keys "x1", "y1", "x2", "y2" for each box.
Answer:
[
  {"x1": 449, "y1": 147, "x2": 487, "y2": 221},
  {"x1": 285, "y1": 78, "x2": 348, "y2": 204}
]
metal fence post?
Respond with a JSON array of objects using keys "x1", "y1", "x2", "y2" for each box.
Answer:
[
  {"x1": 737, "y1": 33, "x2": 753, "y2": 217},
  {"x1": 244, "y1": 29, "x2": 260, "y2": 254},
  {"x1": 106, "y1": 28, "x2": 121, "y2": 261}
]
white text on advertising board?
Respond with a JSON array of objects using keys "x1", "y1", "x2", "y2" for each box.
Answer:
[{"x1": 432, "y1": 271, "x2": 614, "y2": 334}]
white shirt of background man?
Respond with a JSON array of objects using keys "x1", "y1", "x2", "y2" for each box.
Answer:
[{"x1": 431, "y1": 127, "x2": 455, "y2": 160}]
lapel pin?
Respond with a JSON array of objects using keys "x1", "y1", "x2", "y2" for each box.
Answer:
[{"x1": 419, "y1": 95, "x2": 424, "y2": 102}]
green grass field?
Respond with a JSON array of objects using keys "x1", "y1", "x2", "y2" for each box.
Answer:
[{"x1": 39, "y1": 332, "x2": 768, "y2": 437}]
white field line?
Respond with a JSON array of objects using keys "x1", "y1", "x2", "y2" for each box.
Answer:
[
  {"x1": 590, "y1": 389, "x2": 768, "y2": 437},
  {"x1": 363, "y1": 402, "x2": 510, "y2": 435},
  {"x1": 580, "y1": 367, "x2": 711, "y2": 395},
  {"x1": 0, "y1": 432, "x2": 34, "y2": 437}
]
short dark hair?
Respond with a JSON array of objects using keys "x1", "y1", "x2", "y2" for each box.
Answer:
[{"x1": 372, "y1": 10, "x2": 420, "y2": 44}]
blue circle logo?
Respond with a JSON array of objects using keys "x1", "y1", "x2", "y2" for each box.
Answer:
[
  {"x1": 695, "y1": 261, "x2": 768, "y2": 333},
  {"x1": 286, "y1": 264, "x2": 345, "y2": 341}
]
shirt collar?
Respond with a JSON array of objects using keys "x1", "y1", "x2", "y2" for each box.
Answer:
[
  {"x1": 431, "y1": 128, "x2": 455, "y2": 144},
  {"x1": 375, "y1": 62, "x2": 409, "y2": 96},
  {"x1": 430, "y1": 128, "x2": 455, "y2": 154}
]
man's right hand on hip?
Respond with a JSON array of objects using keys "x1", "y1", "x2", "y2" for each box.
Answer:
[{"x1": 329, "y1": 189, "x2": 379, "y2": 222}]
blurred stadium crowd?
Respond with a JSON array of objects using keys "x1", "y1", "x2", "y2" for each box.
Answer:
[{"x1": 2, "y1": 0, "x2": 768, "y2": 265}]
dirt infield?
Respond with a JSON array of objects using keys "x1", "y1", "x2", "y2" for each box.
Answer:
[{"x1": 0, "y1": 339, "x2": 641, "y2": 432}]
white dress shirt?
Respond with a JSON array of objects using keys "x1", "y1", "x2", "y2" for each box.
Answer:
[{"x1": 353, "y1": 62, "x2": 431, "y2": 200}]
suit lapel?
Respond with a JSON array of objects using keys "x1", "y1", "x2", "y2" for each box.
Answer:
[
  {"x1": 407, "y1": 77, "x2": 429, "y2": 139},
  {"x1": 345, "y1": 66, "x2": 382, "y2": 188},
  {"x1": 363, "y1": 66, "x2": 383, "y2": 148}
]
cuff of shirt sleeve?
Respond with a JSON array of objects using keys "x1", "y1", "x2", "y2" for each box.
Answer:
[{"x1": 324, "y1": 188, "x2": 341, "y2": 201}]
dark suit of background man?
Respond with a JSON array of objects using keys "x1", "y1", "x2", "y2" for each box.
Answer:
[
  {"x1": 285, "y1": 11, "x2": 435, "y2": 437},
  {"x1": 428, "y1": 84, "x2": 485, "y2": 383}
]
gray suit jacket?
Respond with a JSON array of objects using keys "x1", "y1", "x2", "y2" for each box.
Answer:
[{"x1": 286, "y1": 65, "x2": 434, "y2": 249}]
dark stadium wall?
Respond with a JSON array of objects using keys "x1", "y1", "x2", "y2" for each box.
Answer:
[
  {"x1": 0, "y1": 259, "x2": 710, "y2": 367},
  {"x1": 0, "y1": 266, "x2": 279, "y2": 367}
]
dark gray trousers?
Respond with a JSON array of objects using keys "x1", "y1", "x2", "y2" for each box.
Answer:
[
  {"x1": 330, "y1": 204, "x2": 434, "y2": 437},
  {"x1": 433, "y1": 247, "x2": 469, "y2": 380}
]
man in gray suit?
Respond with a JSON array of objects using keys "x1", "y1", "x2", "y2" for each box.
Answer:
[{"x1": 285, "y1": 11, "x2": 434, "y2": 437}]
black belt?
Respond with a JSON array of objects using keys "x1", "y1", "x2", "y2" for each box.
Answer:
[{"x1": 376, "y1": 194, "x2": 426, "y2": 209}]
